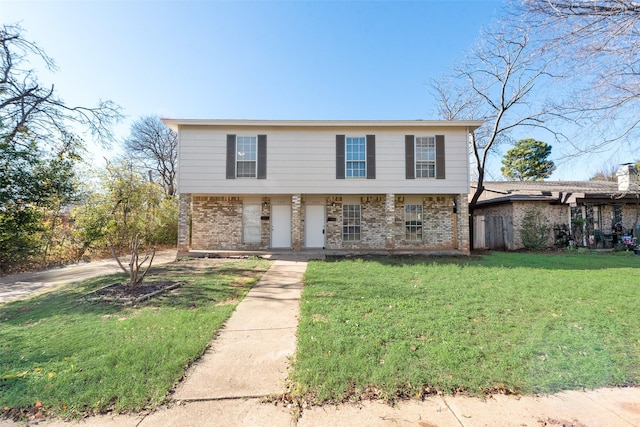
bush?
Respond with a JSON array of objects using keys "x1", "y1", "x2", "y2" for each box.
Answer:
[
  {"x1": 150, "y1": 196, "x2": 178, "y2": 245},
  {"x1": 520, "y1": 207, "x2": 551, "y2": 250}
]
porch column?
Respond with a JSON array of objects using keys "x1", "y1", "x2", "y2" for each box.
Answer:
[
  {"x1": 291, "y1": 194, "x2": 302, "y2": 251},
  {"x1": 177, "y1": 193, "x2": 191, "y2": 255},
  {"x1": 385, "y1": 193, "x2": 395, "y2": 249},
  {"x1": 457, "y1": 193, "x2": 470, "y2": 254}
]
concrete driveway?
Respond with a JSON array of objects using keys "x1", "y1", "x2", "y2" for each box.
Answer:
[{"x1": 0, "y1": 249, "x2": 177, "y2": 303}]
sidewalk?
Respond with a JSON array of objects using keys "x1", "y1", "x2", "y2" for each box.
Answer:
[
  {"x1": 0, "y1": 250, "x2": 177, "y2": 304},
  {"x1": 2, "y1": 258, "x2": 640, "y2": 426}
]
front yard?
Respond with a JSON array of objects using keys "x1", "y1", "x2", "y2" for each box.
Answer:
[
  {"x1": 291, "y1": 252, "x2": 640, "y2": 403},
  {"x1": 0, "y1": 258, "x2": 271, "y2": 419},
  {"x1": 2, "y1": 251, "x2": 638, "y2": 420}
]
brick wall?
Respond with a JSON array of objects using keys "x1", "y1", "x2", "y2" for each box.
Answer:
[
  {"x1": 325, "y1": 197, "x2": 343, "y2": 248},
  {"x1": 186, "y1": 193, "x2": 468, "y2": 253},
  {"x1": 457, "y1": 194, "x2": 470, "y2": 253},
  {"x1": 422, "y1": 195, "x2": 457, "y2": 250},
  {"x1": 622, "y1": 204, "x2": 640, "y2": 233},
  {"x1": 474, "y1": 202, "x2": 568, "y2": 249},
  {"x1": 512, "y1": 202, "x2": 565, "y2": 248},
  {"x1": 191, "y1": 196, "x2": 269, "y2": 250},
  {"x1": 292, "y1": 194, "x2": 302, "y2": 250},
  {"x1": 177, "y1": 193, "x2": 191, "y2": 253}
]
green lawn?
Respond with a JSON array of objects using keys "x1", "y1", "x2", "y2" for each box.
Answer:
[
  {"x1": 291, "y1": 252, "x2": 640, "y2": 403},
  {"x1": 0, "y1": 258, "x2": 271, "y2": 419}
]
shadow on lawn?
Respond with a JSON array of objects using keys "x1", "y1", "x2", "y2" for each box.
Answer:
[
  {"x1": 324, "y1": 251, "x2": 640, "y2": 271},
  {"x1": 0, "y1": 260, "x2": 267, "y2": 325}
]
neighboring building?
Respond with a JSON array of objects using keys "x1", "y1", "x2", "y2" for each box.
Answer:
[
  {"x1": 162, "y1": 119, "x2": 482, "y2": 256},
  {"x1": 472, "y1": 165, "x2": 640, "y2": 250}
]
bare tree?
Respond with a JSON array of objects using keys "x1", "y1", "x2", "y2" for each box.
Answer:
[
  {"x1": 431, "y1": 25, "x2": 559, "y2": 213},
  {"x1": 515, "y1": 1, "x2": 640, "y2": 148},
  {"x1": 590, "y1": 162, "x2": 621, "y2": 182},
  {"x1": 124, "y1": 116, "x2": 177, "y2": 197},
  {"x1": 1, "y1": 24, "x2": 121, "y2": 149},
  {"x1": 109, "y1": 234, "x2": 156, "y2": 288}
]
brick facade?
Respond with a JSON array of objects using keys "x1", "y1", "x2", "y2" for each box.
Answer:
[
  {"x1": 177, "y1": 193, "x2": 191, "y2": 253},
  {"x1": 474, "y1": 201, "x2": 640, "y2": 250},
  {"x1": 183, "y1": 193, "x2": 470, "y2": 254}
]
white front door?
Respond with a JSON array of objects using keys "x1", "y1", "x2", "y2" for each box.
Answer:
[
  {"x1": 271, "y1": 205, "x2": 292, "y2": 248},
  {"x1": 305, "y1": 205, "x2": 325, "y2": 248}
]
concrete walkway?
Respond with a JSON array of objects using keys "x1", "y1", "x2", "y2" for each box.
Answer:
[
  {"x1": 0, "y1": 250, "x2": 178, "y2": 304},
  {"x1": 172, "y1": 258, "x2": 305, "y2": 401},
  {"x1": 2, "y1": 257, "x2": 640, "y2": 426}
]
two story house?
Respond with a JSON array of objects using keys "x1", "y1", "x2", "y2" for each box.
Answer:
[{"x1": 162, "y1": 119, "x2": 482, "y2": 256}]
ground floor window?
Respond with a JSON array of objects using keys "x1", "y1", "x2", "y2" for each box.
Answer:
[
  {"x1": 405, "y1": 204, "x2": 423, "y2": 240},
  {"x1": 242, "y1": 204, "x2": 261, "y2": 243},
  {"x1": 342, "y1": 204, "x2": 361, "y2": 241}
]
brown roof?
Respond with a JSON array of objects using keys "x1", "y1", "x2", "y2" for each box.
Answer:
[
  {"x1": 471, "y1": 180, "x2": 638, "y2": 207},
  {"x1": 473, "y1": 181, "x2": 619, "y2": 195}
]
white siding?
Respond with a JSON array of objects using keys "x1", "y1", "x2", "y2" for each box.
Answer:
[{"x1": 177, "y1": 125, "x2": 471, "y2": 195}]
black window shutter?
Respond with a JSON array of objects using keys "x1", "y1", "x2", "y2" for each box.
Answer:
[
  {"x1": 336, "y1": 135, "x2": 345, "y2": 179},
  {"x1": 436, "y1": 134, "x2": 446, "y2": 180},
  {"x1": 405, "y1": 135, "x2": 415, "y2": 179},
  {"x1": 226, "y1": 134, "x2": 236, "y2": 179},
  {"x1": 257, "y1": 134, "x2": 267, "y2": 179},
  {"x1": 366, "y1": 135, "x2": 376, "y2": 179}
]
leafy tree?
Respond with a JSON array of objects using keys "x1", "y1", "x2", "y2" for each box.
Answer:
[
  {"x1": 0, "y1": 131, "x2": 81, "y2": 271},
  {"x1": 124, "y1": 116, "x2": 178, "y2": 197},
  {"x1": 73, "y1": 158, "x2": 176, "y2": 286},
  {"x1": 501, "y1": 138, "x2": 555, "y2": 181},
  {"x1": 0, "y1": 24, "x2": 121, "y2": 270}
]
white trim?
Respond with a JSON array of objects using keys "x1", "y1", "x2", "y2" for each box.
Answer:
[
  {"x1": 235, "y1": 135, "x2": 258, "y2": 178},
  {"x1": 345, "y1": 136, "x2": 367, "y2": 179},
  {"x1": 415, "y1": 136, "x2": 436, "y2": 179},
  {"x1": 163, "y1": 118, "x2": 483, "y2": 131}
]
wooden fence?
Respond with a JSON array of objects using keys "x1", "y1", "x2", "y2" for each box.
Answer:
[{"x1": 473, "y1": 215, "x2": 515, "y2": 250}]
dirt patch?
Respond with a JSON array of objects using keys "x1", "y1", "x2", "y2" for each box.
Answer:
[{"x1": 85, "y1": 281, "x2": 182, "y2": 305}]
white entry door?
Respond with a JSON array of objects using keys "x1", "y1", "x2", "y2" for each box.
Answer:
[
  {"x1": 305, "y1": 205, "x2": 325, "y2": 248},
  {"x1": 271, "y1": 205, "x2": 292, "y2": 248}
]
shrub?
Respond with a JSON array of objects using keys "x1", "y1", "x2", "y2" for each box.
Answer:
[{"x1": 520, "y1": 207, "x2": 551, "y2": 250}]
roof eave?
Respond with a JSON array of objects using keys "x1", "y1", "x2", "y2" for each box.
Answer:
[{"x1": 161, "y1": 118, "x2": 484, "y2": 132}]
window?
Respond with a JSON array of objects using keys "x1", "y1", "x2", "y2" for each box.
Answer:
[
  {"x1": 236, "y1": 136, "x2": 257, "y2": 178},
  {"x1": 405, "y1": 204, "x2": 423, "y2": 241},
  {"x1": 242, "y1": 204, "x2": 261, "y2": 243},
  {"x1": 342, "y1": 204, "x2": 361, "y2": 241},
  {"x1": 226, "y1": 134, "x2": 266, "y2": 179},
  {"x1": 346, "y1": 137, "x2": 366, "y2": 178},
  {"x1": 405, "y1": 134, "x2": 444, "y2": 180},
  {"x1": 415, "y1": 137, "x2": 436, "y2": 178}
]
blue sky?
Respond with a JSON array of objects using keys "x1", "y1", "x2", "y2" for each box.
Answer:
[{"x1": 1, "y1": 0, "x2": 629, "y2": 179}]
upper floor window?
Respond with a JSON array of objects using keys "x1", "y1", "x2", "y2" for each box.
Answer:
[
  {"x1": 415, "y1": 137, "x2": 436, "y2": 178},
  {"x1": 346, "y1": 137, "x2": 366, "y2": 178},
  {"x1": 236, "y1": 136, "x2": 257, "y2": 178},
  {"x1": 226, "y1": 134, "x2": 267, "y2": 179},
  {"x1": 405, "y1": 134, "x2": 445, "y2": 180},
  {"x1": 336, "y1": 135, "x2": 375, "y2": 179}
]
